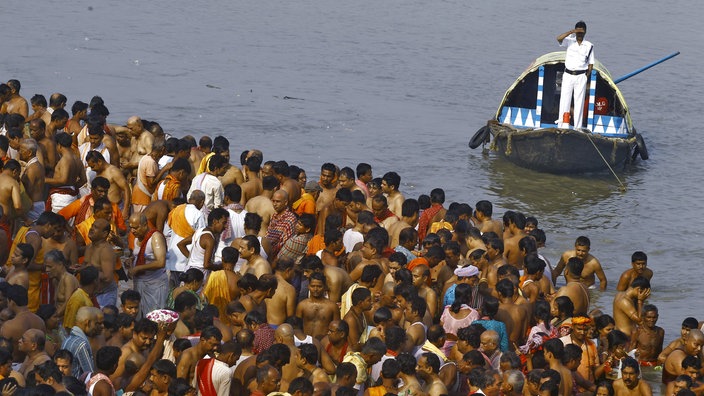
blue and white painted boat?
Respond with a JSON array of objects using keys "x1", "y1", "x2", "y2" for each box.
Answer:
[{"x1": 469, "y1": 52, "x2": 647, "y2": 174}]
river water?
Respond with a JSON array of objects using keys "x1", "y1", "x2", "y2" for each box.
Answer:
[{"x1": 2, "y1": 0, "x2": 703, "y2": 386}]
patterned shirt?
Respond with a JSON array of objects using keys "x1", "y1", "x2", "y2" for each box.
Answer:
[
  {"x1": 61, "y1": 326, "x2": 95, "y2": 377},
  {"x1": 278, "y1": 234, "x2": 313, "y2": 263},
  {"x1": 253, "y1": 324, "x2": 275, "y2": 354},
  {"x1": 266, "y1": 209, "x2": 297, "y2": 257}
]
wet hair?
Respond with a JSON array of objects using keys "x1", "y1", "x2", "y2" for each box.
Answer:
[
  {"x1": 495, "y1": 279, "x2": 514, "y2": 298},
  {"x1": 422, "y1": 352, "x2": 441, "y2": 374},
  {"x1": 193, "y1": 309, "x2": 214, "y2": 330},
  {"x1": 244, "y1": 212, "x2": 263, "y2": 232},
  {"x1": 289, "y1": 377, "x2": 314, "y2": 395},
  {"x1": 539, "y1": 380, "x2": 559, "y2": 396},
  {"x1": 120, "y1": 289, "x2": 141, "y2": 304},
  {"x1": 393, "y1": 283, "x2": 415, "y2": 302},
  {"x1": 562, "y1": 344, "x2": 583, "y2": 365},
  {"x1": 621, "y1": 356, "x2": 640, "y2": 374},
  {"x1": 36, "y1": 304, "x2": 57, "y2": 322},
  {"x1": 298, "y1": 343, "x2": 318, "y2": 365},
  {"x1": 630, "y1": 276, "x2": 651, "y2": 289},
  {"x1": 566, "y1": 257, "x2": 584, "y2": 277},
  {"x1": 351, "y1": 287, "x2": 371, "y2": 306},
  {"x1": 631, "y1": 251, "x2": 647, "y2": 262},
  {"x1": 257, "y1": 274, "x2": 278, "y2": 292},
  {"x1": 79, "y1": 266, "x2": 99, "y2": 287},
  {"x1": 173, "y1": 290, "x2": 199, "y2": 312},
  {"x1": 51, "y1": 108, "x2": 69, "y2": 122},
  {"x1": 31, "y1": 94, "x2": 47, "y2": 107},
  {"x1": 169, "y1": 378, "x2": 195, "y2": 396},
  {"x1": 530, "y1": 228, "x2": 546, "y2": 244},
  {"x1": 481, "y1": 296, "x2": 500, "y2": 318},
  {"x1": 554, "y1": 296, "x2": 574, "y2": 317},
  {"x1": 14, "y1": 243, "x2": 34, "y2": 263},
  {"x1": 543, "y1": 338, "x2": 565, "y2": 360},
  {"x1": 96, "y1": 346, "x2": 122, "y2": 371},
  {"x1": 207, "y1": 154, "x2": 228, "y2": 172},
  {"x1": 71, "y1": 100, "x2": 89, "y2": 115},
  {"x1": 207, "y1": 207, "x2": 229, "y2": 225},
  {"x1": 371, "y1": 307, "x2": 392, "y2": 326},
  {"x1": 35, "y1": 360, "x2": 63, "y2": 384},
  {"x1": 533, "y1": 300, "x2": 552, "y2": 328},
  {"x1": 262, "y1": 175, "x2": 280, "y2": 191},
  {"x1": 200, "y1": 326, "x2": 223, "y2": 342},
  {"x1": 336, "y1": 362, "x2": 358, "y2": 380},
  {"x1": 398, "y1": 228, "x2": 418, "y2": 247},
  {"x1": 683, "y1": 317, "x2": 699, "y2": 330},
  {"x1": 397, "y1": 352, "x2": 417, "y2": 375},
  {"x1": 116, "y1": 313, "x2": 135, "y2": 330},
  {"x1": 382, "y1": 172, "x2": 400, "y2": 190},
  {"x1": 298, "y1": 213, "x2": 316, "y2": 233},
  {"x1": 222, "y1": 247, "x2": 239, "y2": 264},
  {"x1": 575, "y1": 20, "x2": 587, "y2": 30},
  {"x1": 607, "y1": 329, "x2": 630, "y2": 350},
  {"x1": 575, "y1": 236, "x2": 590, "y2": 247},
  {"x1": 355, "y1": 163, "x2": 371, "y2": 178},
  {"x1": 388, "y1": 252, "x2": 407, "y2": 266},
  {"x1": 173, "y1": 338, "x2": 192, "y2": 354},
  {"x1": 384, "y1": 325, "x2": 406, "y2": 351},
  {"x1": 245, "y1": 154, "x2": 262, "y2": 172},
  {"x1": 519, "y1": 236, "x2": 537, "y2": 254},
  {"x1": 153, "y1": 359, "x2": 177, "y2": 378},
  {"x1": 393, "y1": 268, "x2": 413, "y2": 285},
  {"x1": 464, "y1": 350, "x2": 487, "y2": 366},
  {"x1": 595, "y1": 314, "x2": 615, "y2": 331},
  {"x1": 360, "y1": 264, "x2": 383, "y2": 284},
  {"x1": 452, "y1": 284, "x2": 473, "y2": 313},
  {"x1": 408, "y1": 296, "x2": 426, "y2": 318},
  {"x1": 179, "y1": 268, "x2": 205, "y2": 284},
  {"x1": 134, "y1": 319, "x2": 158, "y2": 335},
  {"x1": 324, "y1": 228, "x2": 343, "y2": 246},
  {"x1": 53, "y1": 349, "x2": 73, "y2": 364}
]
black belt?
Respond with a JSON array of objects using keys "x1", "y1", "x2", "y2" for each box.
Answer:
[{"x1": 565, "y1": 68, "x2": 587, "y2": 75}]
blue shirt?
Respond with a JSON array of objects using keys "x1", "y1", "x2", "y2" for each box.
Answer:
[
  {"x1": 473, "y1": 319, "x2": 510, "y2": 352},
  {"x1": 61, "y1": 326, "x2": 95, "y2": 377}
]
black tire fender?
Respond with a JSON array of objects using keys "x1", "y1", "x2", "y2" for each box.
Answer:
[
  {"x1": 635, "y1": 133, "x2": 648, "y2": 160},
  {"x1": 469, "y1": 126, "x2": 490, "y2": 149}
]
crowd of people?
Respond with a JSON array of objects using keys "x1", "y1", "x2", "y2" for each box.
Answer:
[{"x1": 0, "y1": 80, "x2": 698, "y2": 396}]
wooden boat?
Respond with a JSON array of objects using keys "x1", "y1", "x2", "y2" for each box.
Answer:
[{"x1": 469, "y1": 52, "x2": 648, "y2": 174}]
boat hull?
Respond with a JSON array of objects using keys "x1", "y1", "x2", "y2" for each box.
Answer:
[{"x1": 488, "y1": 123, "x2": 636, "y2": 174}]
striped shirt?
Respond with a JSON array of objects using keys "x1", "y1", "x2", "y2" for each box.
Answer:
[{"x1": 61, "y1": 326, "x2": 95, "y2": 377}]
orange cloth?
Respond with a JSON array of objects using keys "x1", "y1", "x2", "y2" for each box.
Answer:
[
  {"x1": 60, "y1": 198, "x2": 126, "y2": 232},
  {"x1": 407, "y1": 257, "x2": 429, "y2": 271},
  {"x1": 132, "y1": 155, "x2": 158, "y2": 206},
  {"x1": 167, "y1": 204, "x2": 196, "y2": 238},
  {"x1": 152, "y1": 174, "x2": 182, "y2": 202},
  {"x1": 202, "y1": 271, "x2": 231, "y2": 324},
  {"x1": 429, "y1": 220, "x2": 453, "y2": 234},
  {"x1": 7, "y1": 226, "x2": 44, "y2": 312},
  {"x1": 292, "y1": 193, "x2": 316, "y2": 216},
  {"x1": 307, "y1": 234, "x2": 325, "y2": 255}
]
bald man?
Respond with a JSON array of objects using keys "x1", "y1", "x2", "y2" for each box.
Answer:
[
  {"x1": 62, "y1": 307, "x2": 103, "y2": 377},
  {"x1": 274, "y1": 324, "x2": 302, "y2": 391},
  {"x1": 128, "y1": 213, "x2": 168, "y2": 317},
  {"x1": 83, "y1": 218, "x2": 118, "y2": 308},
  {"x1": 664, "y1": 329, "x2": 704, "y2": 384},
  {"x1": 18, "y1": 329, "x2": 51, "y2": 376},
  {"x1": 266, "y1": 190, "x2": 298, "y2": 258}
]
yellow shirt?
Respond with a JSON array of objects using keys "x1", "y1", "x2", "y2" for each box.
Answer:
[
  {"x1": 342, "y1": 352, "x2": 367, "y2": 387},
  {"x1": 63, "y1": 288, "x2": 93, "y2": 329}
]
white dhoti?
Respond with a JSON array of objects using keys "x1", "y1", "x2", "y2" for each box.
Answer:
[{"x1": 48, "y1": 187, "x2": 81, "y2": 213}]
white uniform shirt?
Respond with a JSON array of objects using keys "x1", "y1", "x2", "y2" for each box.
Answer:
[
  {"x1": 188, "y1": 173, "x2": 224, "y2": 210},
  {"x1": 561, "y1": 34, "x2": 594, "y2": 71}
]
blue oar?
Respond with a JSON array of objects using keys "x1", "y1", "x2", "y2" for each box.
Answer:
[{"x1": 614, "y1": 51, "x2": 680, "y2": 84}]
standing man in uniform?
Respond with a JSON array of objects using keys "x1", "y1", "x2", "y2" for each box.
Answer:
[{"x1": 557, "y1": 21, "x2": 594, "y2": 129}]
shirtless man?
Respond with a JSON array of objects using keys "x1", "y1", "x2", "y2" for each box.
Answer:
[
  {"x1": 631, "y1": 304, "x2": 664, "y2": 364},
  {"x1": 67, "y1": 101, "x2": 88, "y2": 137},
  {"x1": 495, "y1": 279, "x2": 530, "y2": 345},
  {"x1": 381, "y1": 172, "x2": 404, "y2": 218},
  {"x1": 417, "y1": 353, "x2": 449, "y2": 396},
  {"x1": 86, "y1": 151, "x2": 131, "y2": 219},
  {"x1": 613, "y1": 276, "x2": 650, "y2": 337},
  {"x1": 371, "y1": 195, "x2": 398, "y2": 230},
  {"x1": 266, "y1": 259, "x2": 297, "y2": 326},
  {"x1": 238, "y1": 274, "x2": 277, "y2": 317},
  {"x1": 239, "y1": 155, "x2": 263, "y2": 205},
  {"x1": 44, "y1": 250, "x2": 79, "y2": 323},
  {"x1": 321, "y1": 320, "x2": 350, "y2": 365},
  {"x1": 411, "y1": 265, "x2": 438, "y2": 320},
  {"x1": 502, "y1": 212, "x2": 527, "y2": 268},
  {"x1": 127, "y1": 116, "x2": 154, "y2": 158},
  {"x1": 316, "y1": 163, "x2": 339, "y2": 212},
  {"x1": 273, "y1": 161, "x2": 301, "y2": 206},
  {"x1": 238, "y1": 235, "x2": 271, "y2": 277},
  {"x1": 617, "y1": 251, "x2": 653, "y2": 292},
  {"x1": 0, "y1": 284, "x2": 47, "y2": 362},
  {"x1": 47, "y1": 109, "x2": 69, "y2": 140},
  {"x1": 143, "y1": 200, "x2": 174, "y2": 233},
  {"x1": 553, "y1": 257, "x2": 590, "y2": 316},
  {"x1": 543, "y1": 338, "x2": 574, "y2": 396},
  {"x1": 387, "y1": 199, "x2": 419, "y2": 248},
  {"x1": 296, "y1": 273, "x2": 341, "y2": 339},
  {"x1": 613, "y1": 357, "x2": 653, "y2": 396},
  {"x1": 317, "y1": 188, "x2": 352, "y2": 236},
  {"x1": 343, "y1": 287, "x2": 373, "y2": 351},
  {"x1": 28, "y1": 120, "x2": 57, "y2": 174},
  {"x1": 26, "y1": 94, "x2": 47, "y2": 123},
  {"x1": 2, "y1": 80, "x2": 28, "y2": 119},
  {"x1": 115, "y1": 130, "x2": 139, "y2": 178},
  {"x1": 244, "y1": 176, "x2": 278, "y2": 236},
  {"x1": 303, "y1": 255, "x2": 352, "y2": 304},
  {"x1": 19, "y1": 139, "x2": 45, "y2": 221},
  {"x1": 110, "y1": 319, "x2": 158, "y2": 386},
  {"x1": 82, "y1": 219, "x2": 117, "y2": 307},
  {"x1": 176, "y1": 326, "x2": 222, "y2": 384},
  {"x1": 5, "y1": 243, "x2": 31, "y2": 289},
  {"x1": 664, "y1": 330, "x2": 704, "y2": 385},
  {"x1": 0, "y1": 159, "x2": 23, "y2": 225},
  {"x1": 553, "y1": 236, "x2": 607, "y2": 290},
  {"x1": 298, "y1": 343, "x2": 330, "y2": 384},
  {"x1": 46, "y1": 133, "x2": 86, "y2": 213}
]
